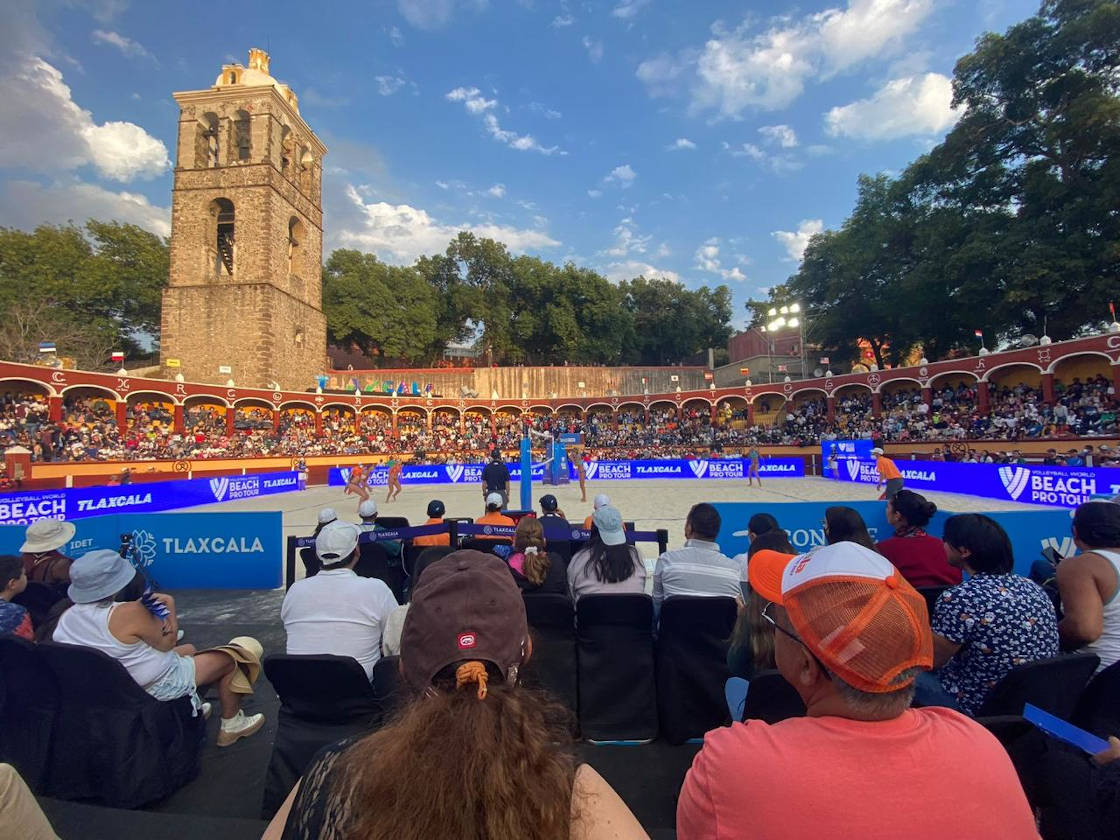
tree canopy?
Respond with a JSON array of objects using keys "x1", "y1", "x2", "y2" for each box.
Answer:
[{"x1": 752, "y1": 0, "x2": 1120, "y2": 368}]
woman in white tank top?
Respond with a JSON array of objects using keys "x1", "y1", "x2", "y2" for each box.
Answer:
[
  {"x1": 1060, "y1": 502, "x2": 1120, "y2": 672},
  {"x1": 51, "y1": 549, "x2": 266, "y2": 747}
]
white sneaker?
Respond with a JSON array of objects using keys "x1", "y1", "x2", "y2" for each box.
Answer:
[
  {"x1": 177, "y1": 629, "x2": 185, "y2": 642},
  {"x1": 201, "y1": 702, "x2": 212, "y2": 720},
  {"x1": 216, "y1": 710, "x2": 265, "y2": 747}
]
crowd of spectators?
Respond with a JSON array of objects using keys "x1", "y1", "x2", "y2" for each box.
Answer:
[{"x1": 0, "y1": 372, "x2": 1116, "y2": 464}]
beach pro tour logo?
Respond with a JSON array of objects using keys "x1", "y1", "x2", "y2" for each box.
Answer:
[
  {"x1": 846, "y1": 459, "x2": 861, "y2": 481},
  {"x1": 209, "y1": 477, "x2": 230, "y2": 502},
  {"x1": 998, "y1": 466, "x2": 1031, "y2": 501},
  {"x1": 688, "y1": 460, "x2": 709, "y2": 478},
  {"x1": 447, "y1": 465, "x2": 465, "y2": 483},
  {"x1": 1041, "y1": 536, "x2": 1076, "y2": 558},
  {"x1": 584, "y1": 462, "x2": 599, "y2": 480}
]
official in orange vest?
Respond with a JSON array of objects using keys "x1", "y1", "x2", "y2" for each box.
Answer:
[
  {"x1": 412, "y1": 499, "x2": 451, "y2": 547},
  {"x1": 872, "y1": 447, "x2": 904, "y2": 501}
]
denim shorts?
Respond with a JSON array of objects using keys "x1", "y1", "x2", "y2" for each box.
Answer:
[{"x1": 146, "y1": 653, "x2": 204, "y2": 716}]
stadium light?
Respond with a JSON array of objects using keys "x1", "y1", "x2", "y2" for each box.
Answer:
[
  {"x1": 768, "y1": 307, "x2": 777, "y2": 316},
  {"x1": 789, "y1": 303, "x2": 801, "y2": 313},
  {"x1": 788, "y1": 317, "x2": 799, "y2": 328},
  {"x1": 780, "y1": 306, "x2": 789, "y2": 315}
]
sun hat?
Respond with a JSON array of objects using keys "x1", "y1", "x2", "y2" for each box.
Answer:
[
  {"x1": 358, "y1": 498, "x2": 378, "y2": 518},
  {"x1": 748, "y1": 541, "x2": 932, "y2": 694},
  {"x1": 539, "y1": 494, "x2": 558, "y2": 512},
  {"x1": 67, "y1": 549, "x2": 138, "y2": 604},
  {"x1": 317, "y1": 507, "x2": 338, "y2": 525},
  {"x1": 592, "y1": 505, "x2": 626, "y2": 546},
  {"x1": 400, "y1": 550, "x2": 528, "y2": 694},
  {"x1": 21, "y1": 518, "x2": 76, "y2": 553},
  {"x1": 315, "y1": 520, "x2": 361, "y2": 562},
  {"x1": 485, "y1": 492, "x2": 504, "y2": 508},
  {"x1": 427, "y1": 499, "x2": 446, "y2": 518},
  {"x1": 593, "y1": 493, "x2": 611, "y2": 510},
  {"x1": 870, "y1": 447, "x2": 884, "y2": 455},
  {"x1": 203, "y1": 636, "x2": 263, "y2": 694}
]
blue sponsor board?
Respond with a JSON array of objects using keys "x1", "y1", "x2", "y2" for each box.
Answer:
[
  {"x1": 712, "y1": 500, "x2": 1074, "y2": 578},
  {"x1": 821, "y1": 439, "x2": 876, "y2": 477},
  {"x1": 329, "y1": 458, "x2": 804, "y2": 486},
  {"x1": 0, "y1": 471, "x2": 301, "y2": 527},
  {"x1": 832, "y1": 458, "x2": 1120, "y2": 509},
  {"x1": 0, "y1": 511, "x2": 282, "y2": 589}
]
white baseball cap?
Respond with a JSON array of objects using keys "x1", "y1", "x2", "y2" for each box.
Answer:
[
  {"x1": 485, "y1": 492, "x2": 504, "y2": 508},
  {"x1": 358, "y1": 499, "x2": 378, "y2": 518},
  {"x1": 593, "y1": 493, "x2": 610, "y2": 510},
  {"x1": 315, "y1": 520, "x2": 361, "y2": 562},
  {"x1": 317, "y1": 507, "x2": 338, "y2": 525},
  {"x1": 870, "y1": 447, "x2": 884, "y2": 455}
]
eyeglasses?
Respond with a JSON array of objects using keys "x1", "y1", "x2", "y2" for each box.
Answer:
[{"x1": 761, "y1": 601, "x2": 830, "y2": 673}]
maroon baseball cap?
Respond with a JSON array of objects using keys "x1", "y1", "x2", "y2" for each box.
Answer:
[{"x1": 400, "y1": 550, "x2": 529, "y2": 693}]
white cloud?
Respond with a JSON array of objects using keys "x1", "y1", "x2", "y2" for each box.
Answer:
[
  {"x1": 0, "y1": 179, "x2": 171, "y2": 237},
  {"x1": 637, "y1": 0, "x2": 935, "y2": 117},
  {"x1": 397, "y1": 0, "x2": 487, "y2": 29},
  {"x1": 726, "y1": 142, "x2": 765, "y2": 161},
  {"x1": 552, "y1": 14, "x2": 574, "y2": 27},
  {"x1": 435, "y1": 180, "x2": 450, "y2": 189},
  {"x1": 587, "y1": 189, "x2": 603, "y2": 198},
  {"x1": 773, "y1": 219, "x2": 824, "y2": 262},
  {"x1": 446, "y1": 86, "x2": 562, "y2": 154},
  {"x1": 603, "y1": 164, "x2": 637, "y2": 188},
  {"x1": 0, "y1": 56, "x2": 169, "y2": 181},
  {"x1": 387, "y1": 25, "x2": 405, "y2": 46},
  {"x1": 374, "y1": 74, "x2": 416, "y2": 96},
  {"x1": 604, "y1": 217, "x2": 652, "y2": 257},
  {"x1": 529, "y1": 101, "x2": 562, "y2": 119},
  {"x1": 611, "y1": 0, "x2": 651, "y2": 19},
  {"x1": 655, "y1": 242, "x2": 672, "y2": 258},
  {"x1": 90, "y1": 29, "x2": 152, "y2": 60},
  {"x1": 582, "y1": 35, "x2": 604, "y2": 63},
  {"x1": 825, "y1": 72, "x2": 961, "y2": 140},
  {"x1": 667, "y1": 137, "x2": 696, "y2": 151},
  {"x1": 446, "y1": 86, "x2": 496, "y2": 114},
  {"x1": 694, "y1": 236, "x2": 747, "y2": 281},
  {"x1": 602, "y1": 260, "x2": 679, "y2": 283},
  {"x1": 486, "y1": 183, "x2": 505, "y2": 198},
  {"x1": 724, "y1": 139, "x2": 801, "y2": 174},
  {"x1": 336, "y1": 184, "x2": 559, "y2": 262},
  {"x1": 759, "y1": 124, "x2": 798, "y2": 148}
]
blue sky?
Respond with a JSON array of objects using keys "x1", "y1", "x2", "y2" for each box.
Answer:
[{"x1": 0, "y1": 0, "x2": 1039, "y2": 328}]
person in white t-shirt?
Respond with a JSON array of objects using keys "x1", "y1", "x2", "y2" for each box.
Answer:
[{"x1": 281, "y1": 520, "x2": 398, "y2": 680}]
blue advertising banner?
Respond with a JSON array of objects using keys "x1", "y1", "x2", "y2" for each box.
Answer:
[
  {"x1": 821, "y1": 439, "x2": 876, "y2": 477},
  {"x1": 0, "y1": 511, "x2": 282, "y2": 589},
  {"x1": 0, "y1": 471, "x2": 302, "y2": 527},
  {"x1": 329, "y1": 458, "x2": 804, "y2": 487},
  {"x1": 712, "y1": 501, "x2": 1074, "y2": 578},
  {"x1": 832, "y1": 458, "x2": 1120, "y2": 509}
]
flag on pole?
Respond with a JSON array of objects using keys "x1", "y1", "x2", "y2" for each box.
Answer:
[
  {"x1": 1111, "y1": 302, "x2": 1116, "y2": 321},
  {"x1": 739, "y1": 367, "x2": 750, "y2": 376},
  {"x1": 38, "y1": 341, "x2": 56, "y2": 354},
  {"x1": 819, "y1": 356, "x2": 830, "y2": 365},
  {"x1": 777, "y1": 364, "x2": 788, "y2": 372},
  {"x1": 973, "y1": 329, "x2": 984, "y2": 339},
  {"x1": 111, "y1": 351, "x2": 124, "y2": 363}
]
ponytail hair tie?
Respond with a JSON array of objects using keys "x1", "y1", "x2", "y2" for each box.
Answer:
[{"x1": 455, "y1": 660, "x2": 489, "y2": 699}]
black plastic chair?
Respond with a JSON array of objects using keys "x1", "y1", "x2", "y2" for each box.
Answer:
[
  {"x1": 656, "y1": 596, "x2": 738, "y2": 744},
  {"x1": 373, "y1": 655, "x2": 403, "y2": 718},
  {"x1": 976, "y1": 652, "x2": 1100, "y2": 718},
  {"x1": 460, "y1": 538, "x2": 512, "y2": 555},
  {"x1": 355, "y1": 542, "x2": 404, "y2": 602},
  {"x1": 522, "y1": 593, "x2": 577, "y2": 716},
  {"x1": 299, "y1": 546, "x2": 321, "y2": 578},
  {"x1": 1072, "y1": 659, "x2": 1120, "y2": 738},
  {"x1": 916, "y1": 585, "x2": 950, "y2": 618},
  {"x1": 374, "y1": 516, "x2": 410, "y2": 529},
  {"x1": 11, "y1": 581, "x2": 66, "y2": 630},
  {"x1": 576, "y1": 594, "x2": 658, "y2": 742},
  {"x1": 262, "y1": 654, "x2": 385, "y2": 818},
  {"x1": 36, "y1": 641, "x2": 205, "y2": 808},
  {"x1": 741, "y1": 670, "x2": 806, "y2": 724},
  {"x1": 0, "y1": 634, "x2": 60, "y2": 791}
]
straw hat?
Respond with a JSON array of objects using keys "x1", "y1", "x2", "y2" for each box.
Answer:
[{"x1": 204, "y1": 636, "x2": 263, "y2": 694}]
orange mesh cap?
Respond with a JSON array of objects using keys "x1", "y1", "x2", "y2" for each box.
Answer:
[{"x1": 748, "y1": 541, "x2": 933, "y2": 693}]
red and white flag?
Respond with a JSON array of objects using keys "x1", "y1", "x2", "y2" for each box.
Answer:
[
  {"x1": 777, "y1": 364, "x2": 788, "y2": 372},
  {"x1": 819, "y1": 356, "x2": 830, "y2": 365},
  {"x1": 111, "y1": 351, "x2": 125, "y2": 363},
  {"x1": 973, "y1": 329, "x2": 984, "y2": 339}
]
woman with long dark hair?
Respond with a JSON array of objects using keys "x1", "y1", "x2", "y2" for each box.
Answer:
[
  {"x1": 728, "y1": 529, "x2": 795, "y2": 679},
  {"x1": 823, "y1": 506, "x2": 877, "y2": 551},
  {"x1": 566, "y1": 506, "x2": 646, "y2": 603},
  {"x1": 264, "y1": 551, "x2": 645, "y2": 840}
]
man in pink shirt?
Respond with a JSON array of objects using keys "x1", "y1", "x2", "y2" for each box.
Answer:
[{"x1": 677, "y1": 541, "x2": 1040, "y2": 840}]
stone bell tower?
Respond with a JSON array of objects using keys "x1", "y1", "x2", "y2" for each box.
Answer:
[{"x1": 160, "y1": 48, "x2": 327, "y2": 389}]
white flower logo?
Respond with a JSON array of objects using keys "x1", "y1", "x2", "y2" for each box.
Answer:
[{"x1": 130, "y1": 529, "x2": 158, "y2": 568}]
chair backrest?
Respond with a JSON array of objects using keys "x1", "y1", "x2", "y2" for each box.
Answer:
[
  {"x1": 576, "y1": 594, "x2": 657, "y2": 741},
  {"x1": 524, "y1": 593, "x2": 575, "y2": 629},
  {"x1": 460, "y1": 538, "x2": 511, "y2": 555},
  {"x1": 445, "y1": 516, "x2": 474, "y2": 526},
  {"x1": 372, "y1": 655, "x2": 402, "y2": 717},
  {"x1": 1072, "y1": 658, "x2": 1120, "y2": 738},
  {"x1": 375, "y1": 516, "x2": 409, "y2": 529},
  {"x1": 264, "y1": 654, "x2": 381, "y2": 723},
  {"x1": 741, "y1": 670, "x2": 806, "y2": 724},
  {"x1": 403, "y1": 543, "x2": 425, "y2": 579},
  {"x1": 915, "y1": 586, "x2": 949, "y2": 617},
  {"x1": 37, "y1": 640, "x2": 156, "y2": 709},
  {"x1": 12, "y1": 581, "x2": 66, "y2": 628},
  {"x1": 299, "y1": 546, "x2": 321, "y2": 578},
  {"x1": 976, "y1": 652, "x2": 1100, "y2": 718},
  {"x1": 656, "y1": 597, "x2": 738, "y2": 744},
  {"x1": 0, "y1": 634, "x2": 60, "y2": 790}
]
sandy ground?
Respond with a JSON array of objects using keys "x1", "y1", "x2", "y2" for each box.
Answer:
[{"x1": 191, "y1": 475, "x2": 1042, "y2": 552}]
